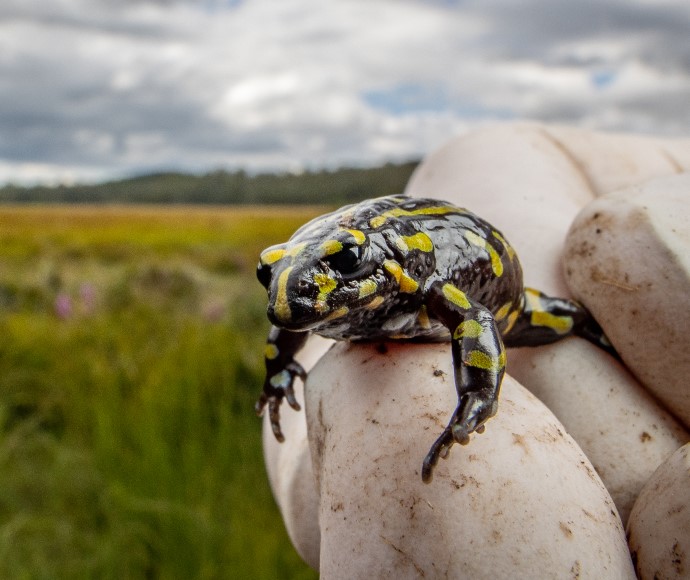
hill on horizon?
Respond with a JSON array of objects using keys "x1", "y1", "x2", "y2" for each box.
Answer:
[{"x1": 0, "y1": 161, "x2": 419, "y2": 206}]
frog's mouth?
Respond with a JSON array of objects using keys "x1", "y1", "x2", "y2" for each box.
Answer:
[
  {"x1": 266, "y1": 299, "x2": 322, "y2": 331},
  {"x1": 265, "y1": 267, "x2": 326, "y2": 330},
  {"x1": 264, "y1": 260, "x2": 389, "y2": 331}
]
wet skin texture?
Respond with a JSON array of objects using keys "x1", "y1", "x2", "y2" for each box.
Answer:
[{"x1": 255, "y1": 195, "x2": 616, "y2": 482}]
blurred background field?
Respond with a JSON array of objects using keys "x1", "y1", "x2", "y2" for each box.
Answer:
[{"x1": 0, "y1": 204, "x2": 326, "y2": 579}]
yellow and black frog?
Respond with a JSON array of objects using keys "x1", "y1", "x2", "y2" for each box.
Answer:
[{"x1": 256, "y1": 195, "x2": 615, "y2": 482}]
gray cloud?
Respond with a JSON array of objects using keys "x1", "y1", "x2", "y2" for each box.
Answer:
[
  {"x1": 0, "y1": 0, "x2": 689, "y2": 184},
  {"x1": 476, "y1": 0, "x2": 690, "y2": 71}
]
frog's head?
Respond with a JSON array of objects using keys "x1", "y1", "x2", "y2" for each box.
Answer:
[
  {"x1": 257, "y1": 224, "x2": 388, "y2": 331},
  {"x1": 257, "y1": 196, "x2": 438, "y2": 333}
]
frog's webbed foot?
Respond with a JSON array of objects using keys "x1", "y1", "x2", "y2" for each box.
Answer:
[
  {"x1": 255, "y1": 359, "x2": 307, "y2": 442},
  {"x1": 422, "y1": 391, "x2": 498, "y2": 483}
]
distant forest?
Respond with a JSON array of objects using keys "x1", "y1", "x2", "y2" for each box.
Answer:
[{"x1": 0, "y1": 161, "x2": 419, "y2": 205}]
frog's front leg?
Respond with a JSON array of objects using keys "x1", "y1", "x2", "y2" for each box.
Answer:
[
  {"x1": 255, "y1": 325, "x2": 310, "y2": 442},
  {"x1": 422, "y1": 282, "x2": 506, "y2": 483}
]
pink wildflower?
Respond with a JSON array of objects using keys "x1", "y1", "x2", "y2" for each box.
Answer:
[{"x1": 55, "y1": 293, "x2": 73, "y2": 319}]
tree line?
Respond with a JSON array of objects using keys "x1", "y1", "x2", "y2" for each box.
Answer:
[{"x1": 0, "y1": 162, "x2": 419, "y2": 205}]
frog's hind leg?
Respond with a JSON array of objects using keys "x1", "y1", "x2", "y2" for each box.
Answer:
[{"x1": 502, "y1": 288, "x2": 618, "y2": 357}]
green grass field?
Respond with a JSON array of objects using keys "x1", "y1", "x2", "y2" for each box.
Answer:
[{"x1": 0, "y1": 205, "x2": 327, "y2": 579}]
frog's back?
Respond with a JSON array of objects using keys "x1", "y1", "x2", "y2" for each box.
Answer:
[{"x1": 362, "y1": 196, "x2": 525, "y2": 315}]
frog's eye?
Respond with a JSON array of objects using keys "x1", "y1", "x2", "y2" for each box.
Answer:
[{"x1": 325, "y1": 243, "x2": 363, "y2": 275}]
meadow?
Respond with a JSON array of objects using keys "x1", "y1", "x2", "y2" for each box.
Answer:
[{"x1": 0, "y1": 204, "x2": 327, "y2": 579}]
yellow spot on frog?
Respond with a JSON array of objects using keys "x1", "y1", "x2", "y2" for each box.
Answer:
[
  {"x1": 286, "y1": 242, "x2": 307, "y2": 257},
  {"x1": 503, "y1": 310, "x2": 519, "y2": 334},
  {"x1": 260, "y1": 247, "x2": 286, "y2": 265},
  {"x1": 314, "y1": 273, "x2": 337, "y2": 294},
  {"x1": 494, "y1": 302, "x2": 513, "y2": 321},
  {"x1": 264, "y1": 344, "x2": 279, "y2": 360},
  {"x1": 365, "y1": 296, "x2": 385, "y2": 309},
  {"x1": 369, "y1": 216, "x2": 386, "y2": 229},
  {"x1": 523, "y1": 288, "x2": 573, "y2": 334},
  {"x1": 405, "y1": 232, "x2": 434, "y2": 252},
  {"x1": 369, "y1": 205, "x2": 461, "y2": 229},
  {"x1": 321, "y1": 239, "x2": 343, "y2": 256},
  {"x1": 384, "y1": 260, "x2": 418, "y2": 293},
  {"x1": 273, "y1": 267, "x2": 293, "y2": 322},
  {"x1": 358, "y1": 279, "x2": 378, "y2": 299},
  {"x1": 344, "y1": 229, "x2": 367, "y2": 245},
  {"x1": 395, "y1": 232, "x2": 434, "y2": 253},
  {"x1": 524, "y1": 288, "x2": 543, "y2": 310},
  {"x1": 531, "y1": 311, "x2": 574, "y2": 335},
  {"x1": 454, "y1": 319, "x2": 484, "y2": 339},
  {"x1": 399, "y1": 273, "x2": 418, "y2": 293},
  {"x1": 492, "y1": 230, "x2": 516, "y2": 261},
  {"x1": 383, "y1": 260, "x2": 402, "y2": 283},
  {"x1": 465, "y1": 349, "x2": 506, "y2": 372},
  {"x1": 313, "y1": 273, "x2": 337, "y2": 314},
  {"x1": 442, "y1": 284, "x2": 471, "y2": 310},
  {"x1": 465, "y1": 231, "x2": 503, "y2": 277},
  {"x1": 325, "y1": 306, "x2": 349, "y2": 321}
]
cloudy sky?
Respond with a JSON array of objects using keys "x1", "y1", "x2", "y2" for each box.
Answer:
[{"x1": 1, "y1": 0, "x2": 689, "y2": 185}]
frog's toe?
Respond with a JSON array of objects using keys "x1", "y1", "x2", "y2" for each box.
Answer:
[
  {"x1": 284, "y1": 386, "x2": 301, "y2": 411},
  {"x1": 284, "y1": 361, "x2": 306, "y2": 411},
  {"x1": 422, "y1": 428, "x2": 454, "y2": 483},
  {"x1": 271, "y1": 423, "x2": 285, "y2": 443},
  {"x1": 256, "y1": 391, "x2": 287, "y2": 442},
  {"x1": 254, "y1": 392, "x2": 269, "y2": 417},
  {"x1": 267, "y1": 397, "x2": 286, "y2": 442}
]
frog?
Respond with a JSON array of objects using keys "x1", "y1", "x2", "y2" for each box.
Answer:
[{"x1": 255, "y1": 194, "x2": 616, "y2": 482}]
